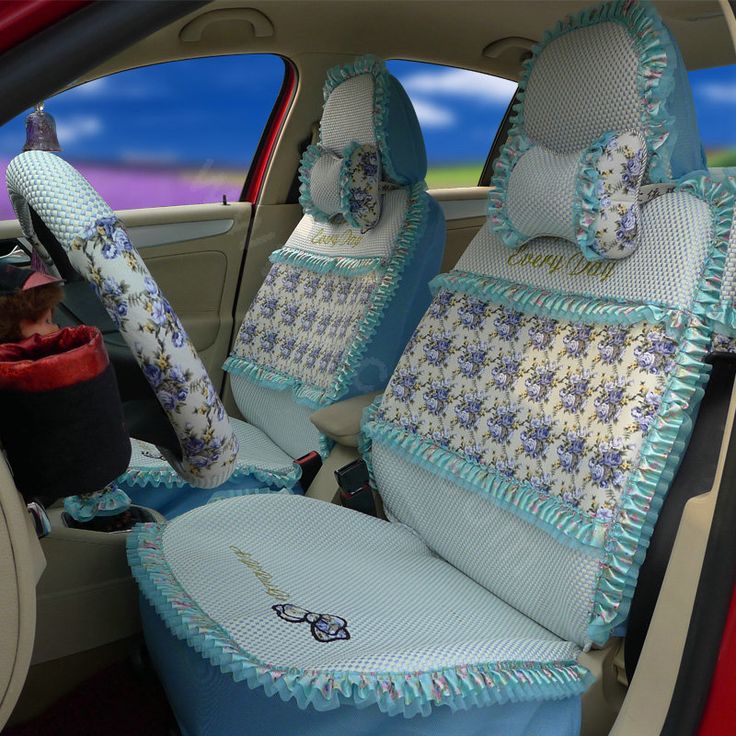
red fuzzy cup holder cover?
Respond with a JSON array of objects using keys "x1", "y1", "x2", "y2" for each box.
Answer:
[{"x1": 0, "y1": 326, "x2": 131, "y2": 505}]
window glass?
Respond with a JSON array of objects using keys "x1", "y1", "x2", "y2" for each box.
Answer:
[
  {"x1": 0, "y1": 54, "x2": 285, "y2": 218},
  {"x1": 386, "y1": 60, "x2": 516, "y2": 189},
  {"x1": 688, "y1": 64, "x2": 736, "y2": 168}
]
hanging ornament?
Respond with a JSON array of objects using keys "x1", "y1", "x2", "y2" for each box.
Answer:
[{"x1": 23, "y1": 102, "x2": 62, "y2": 152}]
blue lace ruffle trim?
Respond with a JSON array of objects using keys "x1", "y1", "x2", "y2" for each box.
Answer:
[{"x1": 119, "y1": 455, "x2": 300, "y2": 491}]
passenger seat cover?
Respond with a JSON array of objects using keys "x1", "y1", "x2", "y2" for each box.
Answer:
[
  {"x1": 222, "y1": 55, "x2": 444, "y2": 461},
  {"x1": 361, "y1": 0, "x2": 733, "y2": 649}
]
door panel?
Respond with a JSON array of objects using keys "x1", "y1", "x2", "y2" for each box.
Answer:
[
  {"x1": 0, "y1": 201, "x2": 251, "y2": 386},
  {"x1": 121, "y1": 202, "x2": 252, "y2": 385},
  {"x1": 430, "y1": 187, "x2": 488, "y2": 272}
]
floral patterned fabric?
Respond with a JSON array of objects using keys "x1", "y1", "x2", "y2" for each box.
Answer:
[
  {"x1": 375, "y1": 283, "x2": 676, "y2": 525},
  {"x1": 585, "y1": 131, "x2": 647, "y2": 259},
  {"x1": 227, "y1": 261, "x2": 379, "y2": 396},
  {"x1": 299, "y1": 141, "x2": 383, "y2": 233},
  {"x1": 342, "y1": 143, "x2": 382, "y2": 232},
  {"x1": 68, "y1": 217, "x2": 238, "y2": 488}
]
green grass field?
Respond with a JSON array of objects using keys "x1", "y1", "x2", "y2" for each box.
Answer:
[
  {"x1": 706, "y1": 148, "x2": 736, "y2": 168},
  {"x1": 425, "y1": 149, "x2": 736, "y2": 189},
  {"x1": 425, "y1": 163, "x2": 484, "y2": 189}
]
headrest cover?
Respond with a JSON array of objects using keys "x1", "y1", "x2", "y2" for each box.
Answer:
[
  {"x1": 488, "y1": 0, "x2": 705, "y2": 261},
  {"x1": 299, "y1": 55, "x2": 427, "y2": 231},
  {"x1": 492, "y1": 130, "x2": 648, "y2": 260}
]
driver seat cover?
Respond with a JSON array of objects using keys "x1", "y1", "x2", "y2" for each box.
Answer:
[
  {"x1": 119, "y1": 55, "x2": 445, "y2": 500},
  {"x1": 128, "y1": 1, "x2": 735, "y2": 729}
]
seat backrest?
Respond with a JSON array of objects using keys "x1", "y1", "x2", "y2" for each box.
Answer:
[
  {"x1": 362, "y1": 0, "x2": 735, "y2": 649},
  {"x1": 224, "y1": 56, "x2": 444, "y2": 458}
]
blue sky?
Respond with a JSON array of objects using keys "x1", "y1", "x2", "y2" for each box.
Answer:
[{"x1": 0, "y1": 54, "x2": 733, "y2": 169}]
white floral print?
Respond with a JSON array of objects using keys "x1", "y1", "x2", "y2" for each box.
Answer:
[
  {"x1": 229, "y1": 262, "x2": 379, "y2": 393},
  {"x1": 377, "y1": 286, "x2": 677, "y2": 520}
]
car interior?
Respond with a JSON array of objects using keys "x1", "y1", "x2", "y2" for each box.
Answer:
[{"x1": 0, "y1": 1, "x2": 735, "y2": 735}]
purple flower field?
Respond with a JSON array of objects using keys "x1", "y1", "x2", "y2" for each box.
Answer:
[{"x1": 0, "y1": 158, "x2": 245, "y2": 219}]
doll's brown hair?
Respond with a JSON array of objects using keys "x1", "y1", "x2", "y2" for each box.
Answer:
[{"x1": 0, "y1": 283, "x2": 64, "y2": 343}]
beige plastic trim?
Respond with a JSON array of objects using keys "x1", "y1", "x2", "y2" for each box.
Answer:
[
  {"x1": 0, "y1": 457, "x2": 46, "y2": 731},
  {"x1": 609, "y1": 376, "x2": 736, "y2": 734},
  {"x1": 719, "y1": 0, "x2": 736, "y2": 47},
  {"x1": 310, "y1": 392, "x2": 382, "y2": 448},
  {"x1": 580, "y1": 641, "x2": 627, "y2": 736},
  {"x1": 31, "y1": 507, "x2": 161, "y2": 665},
  {"x1": 483, "y1": 36, "x2": 535, "y2": 58},
  {"x1": 431, "y1": 188, "x2": 490, "y2": 221}
]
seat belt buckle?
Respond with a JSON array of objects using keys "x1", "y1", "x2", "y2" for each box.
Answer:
[
  {"x1": 294, "y1": 451, "x2": 322, "y2": 493},
  {"x1": 335, "y1": 459, "x2": 376, "y2": 516}
]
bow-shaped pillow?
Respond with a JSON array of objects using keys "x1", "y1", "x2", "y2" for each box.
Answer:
[
  {"x1": 299, "y1": 141, "x2": 382, "y2": 233},
  {"x1": 489, "y1": 130, "x2": 648, "y2": 261}
]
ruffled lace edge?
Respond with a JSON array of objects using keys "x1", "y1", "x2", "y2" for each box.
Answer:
[
  {"x1": 128, "y1": 522, "x2": 593, "y2": 717},
  {"x1": 119, "y1": 457, "x2": 300, "y2": 491}
]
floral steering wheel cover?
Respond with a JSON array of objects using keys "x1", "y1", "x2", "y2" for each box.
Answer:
[{"x1": 68, "y1": 217, "x2": 238, "y2": 488}]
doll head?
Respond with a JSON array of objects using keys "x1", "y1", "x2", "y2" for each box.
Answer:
[{"x1": 0, "y1": 264, "x2": 64, "y2": 343}]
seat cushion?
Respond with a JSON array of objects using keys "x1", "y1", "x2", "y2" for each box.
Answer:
[
  {"x1": 120, "y1": 418, "x2": 300, "y2": 490},
  {"x1": 141, "y1": 599, "x2": 583, "y2": 736},
  {"x1": 128, "y1": 494, "x2": 592, "y2": 717}
]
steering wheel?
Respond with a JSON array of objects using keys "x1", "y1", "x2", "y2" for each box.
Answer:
[{"x1": 6, "y1": 150, "x2": 238, "y2": 489}]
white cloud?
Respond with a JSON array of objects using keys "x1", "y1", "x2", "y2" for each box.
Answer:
[
  {"x1": 60, "y1": 77, "x2": 156, "y2": 102},
  {"x1": 695, "y1": 81, "x2": 736, "y2": 104},
  {"x1": 55, "y1": 115, "x2": 103, "y2": 144},
  {"x1": 401, "y1": 67, "x2": 517, "y2": 104},
  {"x1": 410, "y1": 98, "x2": 456, "y2": 128}
]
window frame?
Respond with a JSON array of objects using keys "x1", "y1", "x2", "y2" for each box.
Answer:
[{"x1": 3, "y1": 52, "x2": 294, "y2": 213}]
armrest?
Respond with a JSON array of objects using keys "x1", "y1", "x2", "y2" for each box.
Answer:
[{"x1": 310, "y1": 392, "x2": 382, "y2": 448}]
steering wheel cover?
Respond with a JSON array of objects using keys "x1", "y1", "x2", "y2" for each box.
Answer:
[{"x1": 6, "y1": 151, "x2": 238, "y2": 489}]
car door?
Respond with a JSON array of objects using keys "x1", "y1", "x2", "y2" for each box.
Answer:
[{"x1": 0, "y1": 54, "x2": 290, "y2": 386}]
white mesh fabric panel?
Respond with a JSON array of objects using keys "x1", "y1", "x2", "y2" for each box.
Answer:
[
  {"x1": 373, "y1": 443, "x2": 600, "y2": 646},
  {"x1": 718, "y1": 210, "x2": 736, "y2": 317},
  {"x1": 506, "y1": 146, "x2": 579, "y2": 240},
  {"x1": 284, "y1": 189, "x2": 409, "y2": 260},
  {"x1": 459, "y1": 192, "x2": 713, "y2": 310},
  {"x1": 6, "y1": 151, "x2": 113, "y2": 248},
  {"x1": 125, "y1": 419, "x2": 296, "y2": 487},
  {"x1": 231, "y1": 376, "x2": 322, "y2": 459},
  {"x1": 160, "y1": 494, "x2": 580, "y2": 673},
  {"x1": 524, "y1": 22, "x2": 641, "y2": 156},
  {"x1": 308, "y1": 153, "x2": 342, "y2": 215},
  {"x1": 320, "y1": 74, "x2": 376, "y2": 153}
]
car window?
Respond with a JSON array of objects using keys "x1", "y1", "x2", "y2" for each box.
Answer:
[
  {"x1": 0, "y1": 54, "x2": 285, "y2": 219},
  {"x1": 688, "y1": 64, "x2": 736, "y2": 169},
  {"x1": 386, "y1": 60, "x2": 516, "y2": 189}
]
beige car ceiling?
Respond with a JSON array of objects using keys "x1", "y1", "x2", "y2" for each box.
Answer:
[{"x1": 80, "y1": 1, "x2": 732, "y2": 84}]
